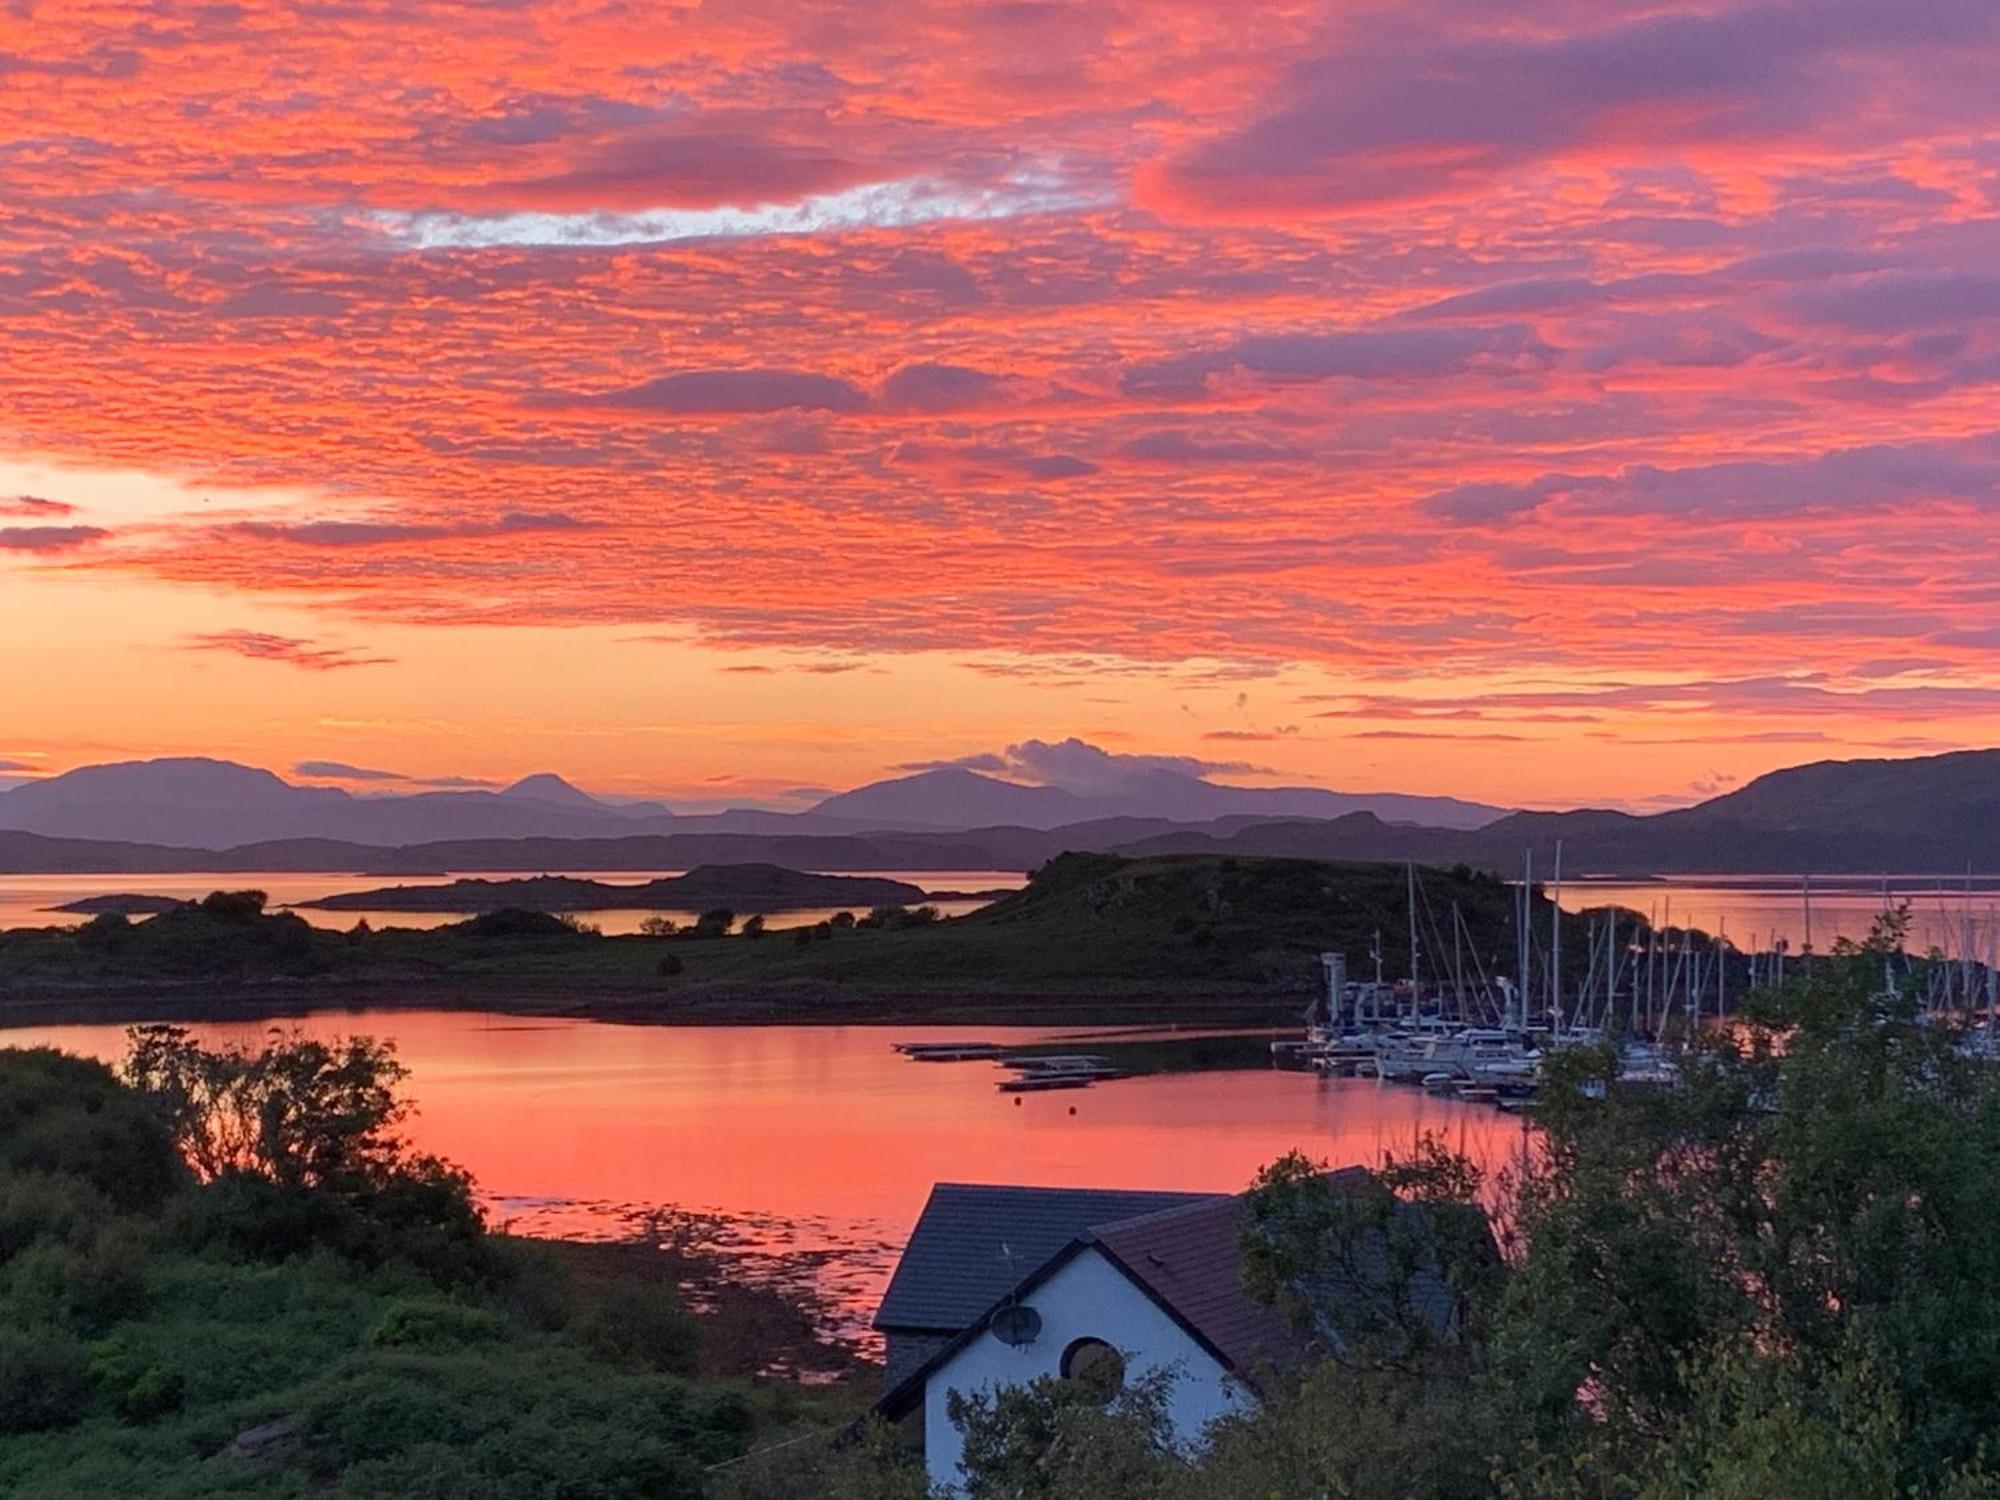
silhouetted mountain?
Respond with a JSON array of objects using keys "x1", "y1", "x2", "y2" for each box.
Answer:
[
  {"x1": 809, "y1": 769, "x2": 1090, "y2": 829},
  {"x1": 809, "y1": 766, "x2": 1506, "y2": 830},
  {"x1": 0, "y1": 755, "x2": 1500, "y2": 847},
  {"x1": 0, "y1": 760, "x2": 671, "y2": 847},
  {"x1": 8, "y1": 748, "x2": 2000, "y2": 876},
  {"x1": 498, "y1": 773, "x2": 604, "y2": 809},
  {"x1": 0, "y1": 758, "x2": 345, "y2": 845}
]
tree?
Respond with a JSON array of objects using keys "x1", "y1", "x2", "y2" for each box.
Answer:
[
  {"x1": 1241, "y1": 1144, "x2": 1497, "y2": 1373},
  {"x1": 1485, "y1": 921, "x2": 2000, "y2": 1493},
  {"x1": 742, "y1": 914, "x2": 767, "y2": 940},
  {"x1": 124, "y1": 1026, "x2": 412, "y2": 1192},
  {"x1": 949, "y1": 1368, "x2": 1179, "y2": 1499},
  {"x1": 639, "y1": 916, "x2": 680, "y2": 939},
  {"x1": 199, "y1": 889, "x2": 269, "y2": 923}
]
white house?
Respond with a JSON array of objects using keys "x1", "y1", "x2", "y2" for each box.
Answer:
[{"x1": 872, "y1": 1184, "x2": 1318, "y2": 1493}]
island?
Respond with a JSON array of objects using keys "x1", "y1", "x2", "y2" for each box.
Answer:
[
  {"x1": 47, "y1": 894, "x2": 191, "y2": 916},
  {"x1": 299, "y1": 862, "x2": 927, "y2": 913}
]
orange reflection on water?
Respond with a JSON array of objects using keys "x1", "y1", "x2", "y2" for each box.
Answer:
[{"x1": 1, "y1": 1011, "x2": 1530, "y2": 1332}]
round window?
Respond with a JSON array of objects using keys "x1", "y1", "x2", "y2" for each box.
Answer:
[{"x1": 1059, "y1": 1337, "x2": 1126, "y2": 1403}]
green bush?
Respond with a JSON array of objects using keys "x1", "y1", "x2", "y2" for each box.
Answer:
[
  {"x1": 0, "y1": 1170, "x2": 115, "y2": 1261},
  {"x1": 89, "y1": 1343, "x2": 185, "y2": 1425},
  {"x1": 370, "y1": 1299, "x2": 508, "y2": 1349},
  {"x1": 571, "y1": 1282, "x2": 700, "y2": 1376},
  {"x1": 115, "y1": 1362, "x2": 184, "y2": 1424},
  {"x1": 0, "y1": 1050, "x2": 183, "y2": 1208},
  {"x1": 1, "y1": 1230, "x2": 149, "y2": 1330},
  {"x1": 0, "y1": 1326, "x2": 93, "y2": 1433}
]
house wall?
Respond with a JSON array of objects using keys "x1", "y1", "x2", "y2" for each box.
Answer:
[{"x1": 921, "y1": 1247, "x2": 1256, "y2": 1494}]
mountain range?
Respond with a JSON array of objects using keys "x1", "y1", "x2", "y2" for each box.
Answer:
[
  {"x1": 3, "y1": 748, "x2": 1999, "y2": 876},
  {"x1": 0, "y1": 757, "x2": 1505, "y2": 849}
]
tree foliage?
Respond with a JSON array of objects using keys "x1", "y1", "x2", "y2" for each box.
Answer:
[
  {"x1": 939, "y1": 935, "x2": 2000, "y2": 1499},
  {"x1": 124, "y1": 1025, "x2": 415, "y2": 1191}
]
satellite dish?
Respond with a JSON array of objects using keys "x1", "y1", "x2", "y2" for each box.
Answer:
[{"x1": 990, "y1": 1305, "x2": 1043, "y2": 1348}]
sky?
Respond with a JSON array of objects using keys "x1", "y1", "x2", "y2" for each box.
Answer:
[{"x1": 3, "y1": 0, "x2": 2000, "y2": 811}]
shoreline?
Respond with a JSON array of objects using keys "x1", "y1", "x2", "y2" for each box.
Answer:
[{"x1": 0, "y1": 977, "x2": 1301, "y2": 1031}]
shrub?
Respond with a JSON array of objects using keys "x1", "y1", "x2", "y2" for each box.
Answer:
[
  {"x1": 90, "y1": 1340, "x2": 186, "y2": 1424},
  {"x1": 639, "y1": 916, "x2": 680, "y2": 939},
  {"x1": 570, "y1": 1282, "x2": 700, "y2": 1376},
  {"x1": 741, "y1": 915, "x2": 766, "y2": 940},
  {"x1": 2, "y1": 1230, "x2": 149, "y2": 1331},
  {"x1": 656, "y1": 952, "x2": 684, "y2": 977},
  {"x1": 116, "y1": 1362, "x2": 184, "y2": 1423},
  {"x1": 0, "y1": 1326, "x2": 93, "y2": 1433},
  {"x1": 370, "y1": 1298, "x2": 509, "y2": 1349},
  {"x1": 0, "y1": 1049, "x2": 183, "y2": 1208},
  {"x1": 829, "y1": 911, "x2": 856, "y2": 929},
  {"x1": 0, "y1": 1170, "x2": 115, "y2": 1261}
]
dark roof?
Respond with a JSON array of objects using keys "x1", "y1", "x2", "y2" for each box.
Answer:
[
  {"x1": 875, "y1": 1182, "x2": 1222, "y2": 1333},
  {"x1": 1091, "y1": 1195, "x2": 1303, "y2": 1378}
]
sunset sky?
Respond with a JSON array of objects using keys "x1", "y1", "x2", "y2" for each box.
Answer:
[{"x1": 4, "y1": 0, "x2": 2000, "y2": 811}]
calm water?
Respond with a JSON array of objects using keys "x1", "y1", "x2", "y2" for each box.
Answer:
[
  {"x1": 0, "y1": 1012, "x2": 1527, "y2": 1347},
  {"x1": 0, "y1": 869, "x2": 1023, "y2": 936},
  {"x1": 1561, "y1": 875, "x2": 2000, "y2": 957}
]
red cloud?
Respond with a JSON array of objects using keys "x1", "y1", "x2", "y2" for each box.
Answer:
[
  {"x1": 0, "y1": 0, "x2": 1997, "y2": 771},
  {"x1": 184, "y1": 632, "x2": 392, "y2": 671}
]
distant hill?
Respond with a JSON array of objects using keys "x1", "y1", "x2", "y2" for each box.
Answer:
[
  {"x1": 0, "y1": 754, "x2": 1501, "y2": 848},
  {"x1": 8, "y1": 748, "x2": 2000, "y2": 878}
]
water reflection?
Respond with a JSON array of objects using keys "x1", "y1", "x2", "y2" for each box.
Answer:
[{"x1": 0, "y1": 1011, "x2": 1529, "y2": 1350}]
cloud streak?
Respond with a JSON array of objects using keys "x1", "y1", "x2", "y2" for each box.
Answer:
[{"x1": 184, "y1": 632, "x2": 393, "y2": 671}]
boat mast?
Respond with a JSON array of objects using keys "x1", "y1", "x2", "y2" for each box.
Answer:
[
  {"x1": 1716, "y1": 917, "x2": 1727, "y2": 1021},
  {"x1": 1405, "y1": 860, "x2": 1419, "y2": 1018},
  {"x1": 1518, "y1": 850, "x2": 1533, "y2": 1032},
  {"x1": 1550, "y1": 840, "x2": 1564, "y2": 1037}
]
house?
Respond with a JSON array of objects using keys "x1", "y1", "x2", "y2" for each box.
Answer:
[{"x1": 871, "y1": 1180, "x2": 1330, "y2": 1493}]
